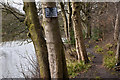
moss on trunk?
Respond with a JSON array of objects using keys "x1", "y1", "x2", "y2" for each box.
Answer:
[{"x1": 23, "y1": 2, "x2": 51, "y2": 79}]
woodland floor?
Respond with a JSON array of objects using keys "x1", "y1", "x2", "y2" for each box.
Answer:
[
  {"x1": 76, "y1": 47, "x2": 120, "y2": 79},
  {"x1": 75, "y1": 31, "x2": 120, "y2": 79}
]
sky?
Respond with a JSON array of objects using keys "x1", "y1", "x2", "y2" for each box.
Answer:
[
  {"x1": 0, "y1": 0, "x2": 120, "y2": 13},
  {"x1": 0, "y1": 0, "x2": 24, "y2": 13}
]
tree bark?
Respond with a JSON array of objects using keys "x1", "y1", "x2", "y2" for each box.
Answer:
[
  {"x1": 68, "y1": 1, "x2": 73, "y2": 43},
  {"x1": 116, "y1": 33, "x2": 120, "y2": 64},
  {"x1": 23, "y1": 2, "x2": 51, "y2": 79},
  {"x1": 115, "y1": 2, "x2": 120, "y2": 64},
  {"x1": 114, "y1": 2, "x2": 120, "y2": 41},
  {"x1": 60, "y1": 2, "x2": 69, "y2": 41},
  {"x1": 86, "y1": 15, "x2": 91, "y2": 39},
  {"x1": 42, "y1": 2, "x2": 68, "y2": 79},
  {"x1": 86, "y1": 3, "x2": 91, "y2": 38},
  {"x1": 114, "y1": 13, "x2": 119, "y2": 41},
  {"x1": 72, "y1": 2, "x2": 89, "y2": 63}
]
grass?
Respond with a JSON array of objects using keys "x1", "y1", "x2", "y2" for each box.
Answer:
[{"x1": 67, "y1": 60, "x2": 91, "y2": 78}]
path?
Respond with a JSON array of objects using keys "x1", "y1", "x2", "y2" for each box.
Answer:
[{"x1": 75, "y1": 47, "x2": 120, "y2": 79}]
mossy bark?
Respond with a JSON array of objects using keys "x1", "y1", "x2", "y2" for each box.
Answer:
[
  {"x1": 23, "y1": 2, "x2": 51, "y2": 79},
  {"x1": 72, "y1": 2, "x2": 89, "y2": 63},
  {"x1": 42, "y1": 2, "x2": 68, "y2": 79}
]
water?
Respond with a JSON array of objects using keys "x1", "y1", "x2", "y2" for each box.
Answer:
[
  {"x1": 0, "y1": 40, "x2": 37, "y2": 78},
  {"x1": 0, "y1": 38, "x2": 67, "y2": 78}
]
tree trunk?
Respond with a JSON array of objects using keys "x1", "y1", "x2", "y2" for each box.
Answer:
[
  {"x1": 116, "y1": 33, "x2": 120, "y2": 64},
  {"x1": 86, "y1": 3, "x2": 91, "y2": 38},
  {"x1": 86, "y1": 15, "x2": 91, "y2": 38},
  {"x1": 114, "y1": 13, "x2": 119, "y2": 41},
  {"x1": 72, "y1": 2, "x2": 89, "y2": 63},
  {"x1": 60, "y1": 2, "x2": 69, "y2": 41},
  {"x1": 23, "y1": 2, "x2": 51, "y2": 79},
  {"x1": 68, "y1": 1, "x2": 73, "y2": 43},
  {"x1": 42, "y1": 2, "x2": 68, "y2": 79},
  {"x1": 114, "y1": 3, "x2": 119, "y2": 41},
  {"x1": 115, "y1": 2, "x2": 120, "y2": 65}
]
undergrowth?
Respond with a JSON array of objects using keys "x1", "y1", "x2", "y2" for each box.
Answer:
[
  {"x1": 67, "y1": 60, "x2": 91, "y2": 78},
  {"x1": 103, "y1": 55, "x2": 116, "y2": 69},
  {"x1": 103, "y1": 49, "x2": 116, "y2": 70},
  {"x1": 94, "y1": 45, "x2": 103, "y2": 53},
  {"x1": 94, "y1": 43, "x2": 116, "y2": 70}
]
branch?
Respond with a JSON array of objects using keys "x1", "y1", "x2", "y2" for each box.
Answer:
[{"x1": 0, "y1": 2, "x2": 25, "y2": 22}]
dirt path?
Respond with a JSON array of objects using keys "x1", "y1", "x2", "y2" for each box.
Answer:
[{"x1": 75, "y1": 47, "x2": 120, "y2": 79}]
